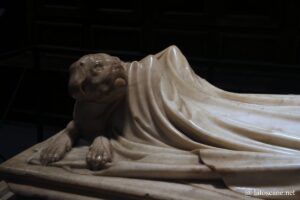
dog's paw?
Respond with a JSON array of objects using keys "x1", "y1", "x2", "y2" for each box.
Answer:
[
  {"x1": 40, "y1": 134, "x2": 72, "y2": 165},
  {"x1": 86, "y1": 137, "x2": 112, "y2": 170}
]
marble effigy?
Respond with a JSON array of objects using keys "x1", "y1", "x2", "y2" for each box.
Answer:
[{"x1": 1, "y1": 46, "x2": 300, "y2": 200}]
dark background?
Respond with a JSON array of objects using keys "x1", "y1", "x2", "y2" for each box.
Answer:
[{"x1": 1, "y1": 0, "x2": 300, "y2": 162}]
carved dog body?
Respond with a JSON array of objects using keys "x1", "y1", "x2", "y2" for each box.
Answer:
[{"x1": 40, "y1": 53, "x2": 127, "y2": 170}]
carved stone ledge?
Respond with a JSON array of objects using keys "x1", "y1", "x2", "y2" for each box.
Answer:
[{"x1": 0, "y1": 180, "x2": 15, "y2": 200}]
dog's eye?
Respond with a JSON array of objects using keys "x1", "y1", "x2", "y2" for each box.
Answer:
[{"x1": 94, "y1": 62, "x2": 103, "y2": 71}]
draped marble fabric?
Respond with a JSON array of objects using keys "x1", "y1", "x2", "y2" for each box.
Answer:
[{"x1": 29, "y1": 46, "x2": 300, "y2": 200}]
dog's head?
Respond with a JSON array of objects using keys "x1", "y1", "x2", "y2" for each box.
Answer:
[{"x1": 68, "y1": 53, "x2": 127, "y2": 101}]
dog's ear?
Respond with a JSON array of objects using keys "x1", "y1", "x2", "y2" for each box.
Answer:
[{"x1": 68, "y1": 62, "x2": 86, "y2": 99}]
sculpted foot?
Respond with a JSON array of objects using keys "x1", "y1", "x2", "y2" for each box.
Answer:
[
  {"x1": 40, "y1": 133, "x2": 72, "y2": 165},
  {"x1": 86, "y1": 136, "x2": 112, "y2": 170}
]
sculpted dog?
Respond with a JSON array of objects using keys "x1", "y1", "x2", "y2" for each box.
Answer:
[{"x1": 40, "y1": 53, "x2": 127, "y2": 170}]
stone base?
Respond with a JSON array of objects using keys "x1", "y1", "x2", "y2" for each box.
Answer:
[
  {"x1": 0, "y1": 181, "x2": 15, "y2": 200},
  {"x1": 0, "y1": 139, "x2": 124, "y2": 200},
  {"x1": 0, "y1": 136, "x2": 260, "y2": 200}
]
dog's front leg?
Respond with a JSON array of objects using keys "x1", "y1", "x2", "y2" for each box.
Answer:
[
  {"x1": 86, "y1": 136, "x2": 112, "y2": 170},
  {"x1": 40, "y1": 121, "x2": 78, "y2": 165}
]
